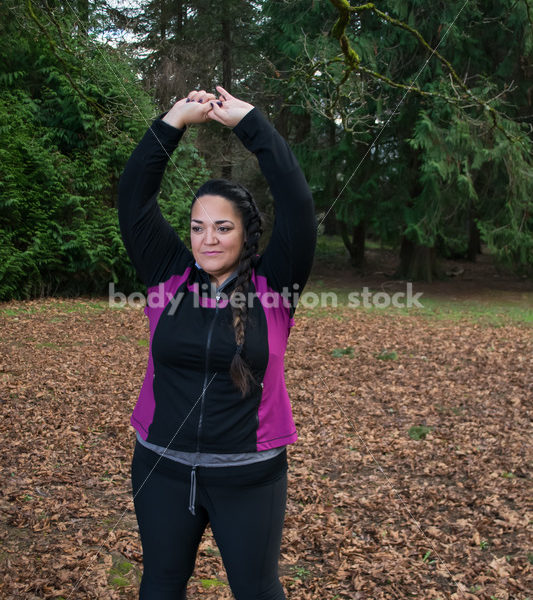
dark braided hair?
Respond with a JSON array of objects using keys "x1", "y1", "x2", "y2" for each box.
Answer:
[{"x1": 192, "y1": 179, "x2": 263, "y2": 396}]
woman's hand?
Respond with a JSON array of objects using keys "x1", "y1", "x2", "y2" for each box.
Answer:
[
  {"x1": 207, "y1": 86, "x2": 254, "y2": 128},
  {"x1": 162, "y1": 89, "x2": 217, "y2": 129}
]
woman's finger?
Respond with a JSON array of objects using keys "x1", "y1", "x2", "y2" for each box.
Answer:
[
  {"x1": 199, "y1": 93, "x2": 217, "y2": 105},
  {"x1": 186, "y1": 89, "x2": 216, "y2": 104},
  {"x1": 207, "y1": 101, "x2": 224, "y2": 123},
  {"x1": 191, "y1": 89, "x2": 209, "y2": 103},
  {"x1": 215, "y1": 85, "x2": 233, "y2": 101}
]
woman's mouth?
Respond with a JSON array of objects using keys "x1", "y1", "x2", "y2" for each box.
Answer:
[{"x1": 203, "y1": 251, "x2": 222, "y2": 256}]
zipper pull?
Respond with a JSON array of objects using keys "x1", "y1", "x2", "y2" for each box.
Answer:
[
  {"x1": 189, "y1": 466, "x2": 197, "y2": 516},
  {"x1": 215, "y1": 294, "x2": 220, "y2": 303}
]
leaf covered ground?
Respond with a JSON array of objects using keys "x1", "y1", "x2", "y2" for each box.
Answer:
[{"x1": 0, "y1": 295, "x2": 531, "y2": 599}]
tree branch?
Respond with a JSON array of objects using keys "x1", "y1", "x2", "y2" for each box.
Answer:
[{"x1": 327, "y1": 0, "x2": 523, "y2": 144}]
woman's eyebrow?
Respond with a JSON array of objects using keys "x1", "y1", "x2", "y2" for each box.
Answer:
[{"x1": 191, "y1": 219, "x2": 235, "y2": 225}]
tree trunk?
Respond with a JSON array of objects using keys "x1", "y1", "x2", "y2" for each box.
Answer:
[
  {"x1": 322, "y1": 209, "x2": 338, "y2": 235},
  {"x1": 321, "y1": 120, "x2": 342, "y2": 235},
  {"x1": 353, "y1": 221, "x2": 366, "y2": 267},
  {"x1": 176, "y1": 0, "x2": 184, "y2": 34},
  {"x1": 394, "y1": 148, "x2": 442, "y2": 281},
  {"x1": 339, "y1": 220, "x2": 366, "y2": 269},
  {"x1": 274, "y1": 105, "x2": 310, "y2": 143},
  {"x1": 221, "y1": 3, "x2": 232, "y2": 180},
  {"x1": 396, "y1": 237, "x2": 441, "y2": 282},
  {"x1": 77, "y1": 0, "x2": 89, "y2": 24},
  {"x1": 333, "y1": 122, "x2": 366, "y2": 267},
  {"x1": 467, "y1": 211, "x2": 481, "y2": 261},
  {"x1": 160, "y1": 0, "x2": 167, "y2": 41}
]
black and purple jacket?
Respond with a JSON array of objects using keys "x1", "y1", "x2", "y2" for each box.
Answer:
[{"x1": 118, "y1": 107, "x2": 316, "y2": 454}]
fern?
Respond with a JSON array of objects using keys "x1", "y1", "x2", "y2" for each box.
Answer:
[{"x1": 0, "y1": 1, "x2": 209, "y2": 299}]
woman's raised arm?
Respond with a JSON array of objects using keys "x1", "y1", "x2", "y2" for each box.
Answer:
[
  {"x1": 211, "y1": 88, "x2": 316, "y2": 299},
  {"x1": 118, "y1": 92, "x2": 215, "y2": 287}
]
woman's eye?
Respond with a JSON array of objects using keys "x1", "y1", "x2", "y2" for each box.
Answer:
[{"x1": 191, "y1": 225, "x2": 231, "y2": 233}]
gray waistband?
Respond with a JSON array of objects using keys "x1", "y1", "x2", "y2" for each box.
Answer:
[{"x1": 136, "y1": 431, "x2": 286, "y2": 467}]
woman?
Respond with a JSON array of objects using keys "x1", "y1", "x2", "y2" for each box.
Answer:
[{"x1": 118, "y1": 86, "x2": 316, "y2": 600}]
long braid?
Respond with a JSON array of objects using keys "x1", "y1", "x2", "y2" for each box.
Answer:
[
  {"x1": 230, "y1": 202, "x2": 262, "y2": 396},
  {"x1": 192, "y1": 179, "x2": 264, "y2": 397}
]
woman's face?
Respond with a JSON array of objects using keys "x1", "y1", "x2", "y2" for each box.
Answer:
[{"x1": 190, "y1": 194, "x2": 245, "y2": 288}]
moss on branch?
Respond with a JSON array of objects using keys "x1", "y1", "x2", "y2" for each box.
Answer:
[{"x1": 326, "y1": 0, "x2": 521, "y2": 143}]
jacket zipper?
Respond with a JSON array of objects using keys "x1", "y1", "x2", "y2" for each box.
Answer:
[
  {"x1": 190, "y1": 292, "x2": 220, "y2": 516},
  {"x1": 195, "y1": 292, "x2": 220, "y2": 456}
]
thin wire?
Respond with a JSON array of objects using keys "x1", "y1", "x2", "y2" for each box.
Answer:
[
  {"x1": 318, "y1": 0, "x2": 471, "y2": 228},
  {"x1": 42, "y1": 1, "x2": 472, "y2": 597},
  {"x1": 35, "y1": 0, "x2": 219, "y2": 229},
  {"x1": 31, "y1": 6, "x2": 227, "y2": 590},
  {"x1": 313, "y1": 4, "x2": 473, "y2": 596},
  {"x1": 22, "y1": 2, "x2": 220, "y2": 594},
  {"x1": 66, "y1": 372, "x2": 217, "y2": 599}
]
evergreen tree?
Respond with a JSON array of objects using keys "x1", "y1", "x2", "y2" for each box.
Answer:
[
  {"x1": 0, "y1": 0, "x2": 209, "y2": 300},
  {"x1": 106, "y1": 0, "x2": 263, "y2": 179},
  {"x1": 283, "y1": 0, "x2": 533, "y2": 278}
]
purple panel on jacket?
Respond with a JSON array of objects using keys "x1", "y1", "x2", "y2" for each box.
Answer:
[
  {"x1": 252, "y1": 273, "x2": 297, "y2": 451},
  {"x1": 130, "y1": 269, "x2": 191, "y2": 439}
]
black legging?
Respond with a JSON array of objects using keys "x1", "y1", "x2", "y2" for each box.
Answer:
[{"x1": 131, "y1": 440, "x2": 288, "y2": 600}]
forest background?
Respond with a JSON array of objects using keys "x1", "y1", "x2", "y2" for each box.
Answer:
[
  {"x1": 1, "y1": 0, "x2": 532, "y2": 301},
  {"x1": 1, "y1": 2, "x2": 532, "y2": 599}
]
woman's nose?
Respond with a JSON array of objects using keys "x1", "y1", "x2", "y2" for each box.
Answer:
[{"x1": 204, "y1": 227, "x2": 218, "y2": 244}]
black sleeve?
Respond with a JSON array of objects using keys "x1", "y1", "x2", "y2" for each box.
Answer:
[
  {"x1": 118, "y1": 116, "x2": 193, "y2": 288},
  {"x1": 232, "y1": 108, "x2": 316, "y2": 298}
]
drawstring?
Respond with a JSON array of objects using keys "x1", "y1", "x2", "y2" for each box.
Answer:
[{"x1": 189, "y1": 466, "x2": 197, "y2": 515}]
